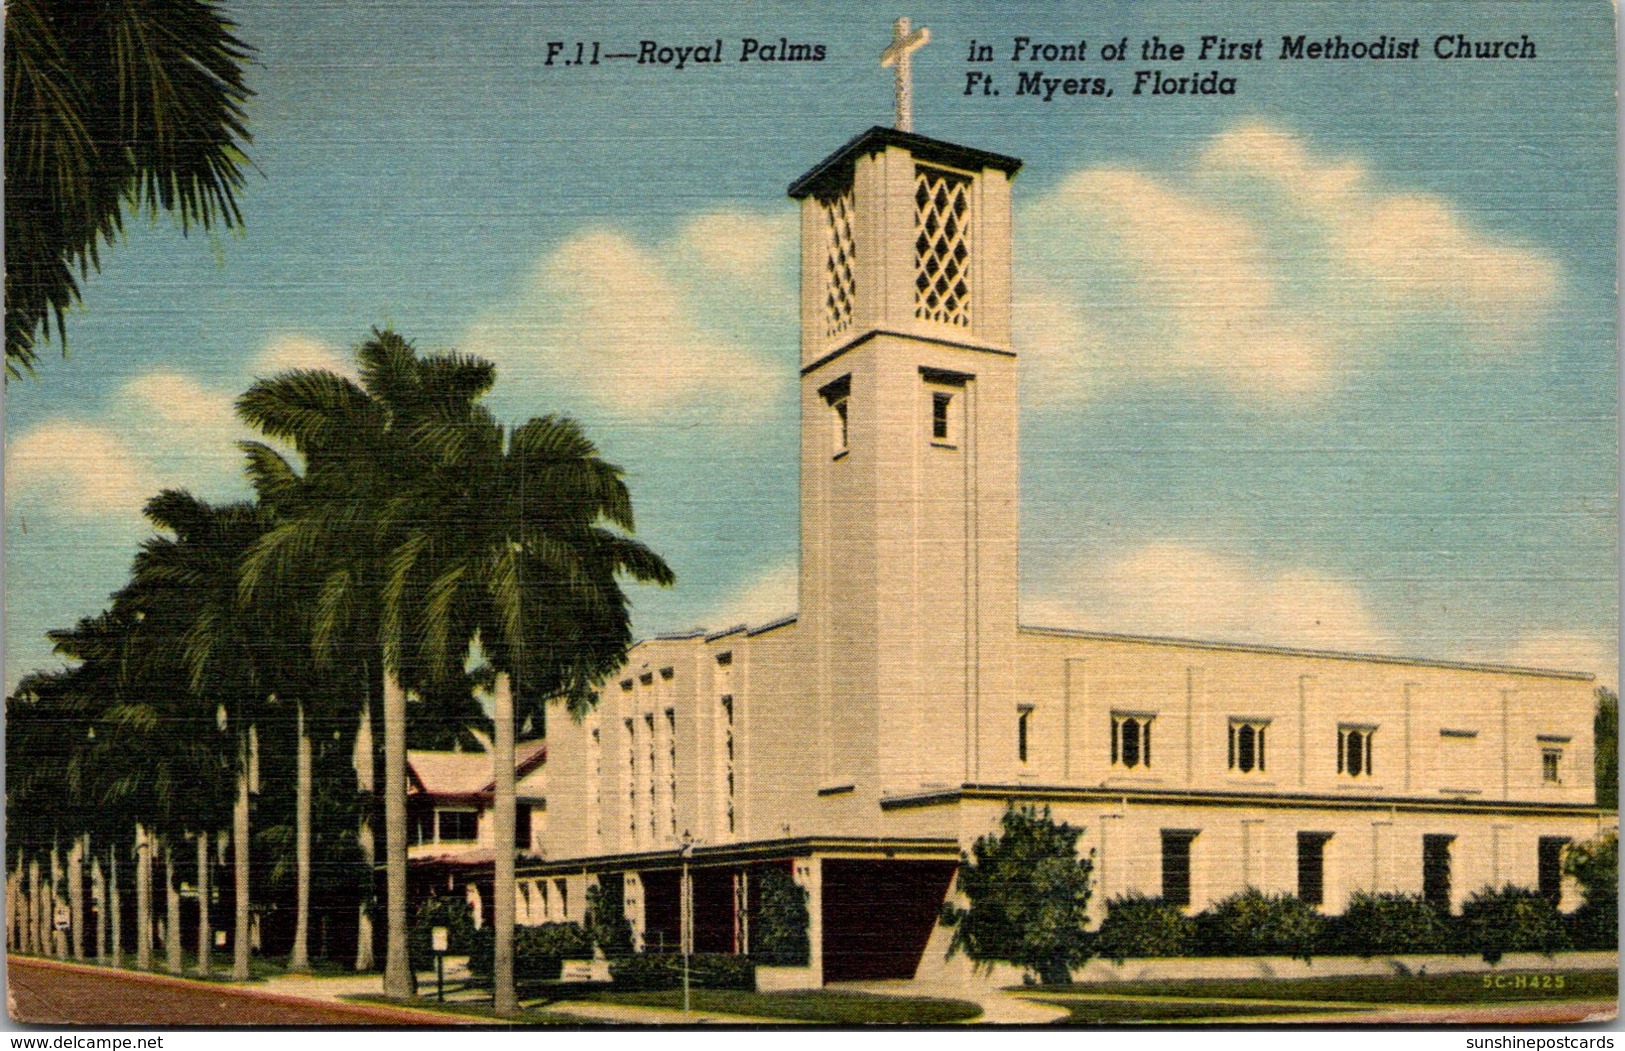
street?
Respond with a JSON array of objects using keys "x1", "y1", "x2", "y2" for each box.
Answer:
[{"x1": 6, "y1": 958, "x2": 461, "y2": 1027}]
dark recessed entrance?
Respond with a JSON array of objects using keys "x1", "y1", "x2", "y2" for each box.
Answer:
[{"x1": 821, "y1": 859, "x2": 957, "y2": 982}]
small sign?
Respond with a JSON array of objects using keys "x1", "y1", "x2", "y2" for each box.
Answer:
[
  {"x1": 430, "y1": 925, "x2": 449, "y2": 953},
  {"x1": 215, "y1": 929, "x2": 228, "y2": 947},
  {"x1": 53, "y1": 904, "x2": 70, "y2": 931}
]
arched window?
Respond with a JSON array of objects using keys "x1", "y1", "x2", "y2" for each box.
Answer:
[
  {"x1": 1111, "y1": 712, "x2": 1155, "y2": 770},
  {"x1": 1228, "y1": 719, "x2": 1270, "y2": 774},
  {"x1": 1337, "y1": 725, "x2": 1376, "y2": 779}
]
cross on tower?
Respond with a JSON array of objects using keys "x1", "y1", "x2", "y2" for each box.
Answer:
[{"x1": 880, "y1": 17, "x2": 930, "y2": 132}]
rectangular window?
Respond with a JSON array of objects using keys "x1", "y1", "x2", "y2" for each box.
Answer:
[
  {"x1": 1228, "y1": 719, "x2": 1268, "y2": 774},
  {"x1": 1338, "y1": 725, "x2": 1376, "y2": 778},
  {"x1": 821, "y1": 375, "x2": 851, "y2": 456},
  {"x1": 1017, "y1": 706, "x2": 1032, "y2": 764},
  {"x1": 1422, "y1": 834, "x2": 1454, "y2": 911},
  {"x1": 1538, "y1": 837, "x2": 1570, "y2": 905},
  {"x1": 932, "y1": 391, "x2": 952, "y2": 441},
  {"x1": 1297, "y1": 832, "x2": 1332, "y2": 906},
  {"x1": 1111, "y1": 713, "x2": 1154, "y2": 770},
  {"x1": 437, "y1": 809, "x2": 478, "y2": 843},
  {"x1": 1542, "y1": 748, "x2": 1563, "y2": 784},
  {"x1": 514, "y1": 804, "x2": 533, "y2": 850},
  {"x1": 1161, "y1": 830, "x2": 1197, "y2": 907}
]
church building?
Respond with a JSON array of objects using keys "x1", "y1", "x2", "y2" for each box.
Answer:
[{"x1": 509, "y1": 116, "x2": 1609, "y2": 985}]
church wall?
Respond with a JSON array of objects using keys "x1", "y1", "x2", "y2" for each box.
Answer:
[
  {"x1": 1010, "y1": 629, "x2": 1594, "y2": 805},
  {"x1": 950, "y1": 794, "x2": 1609, "y2": 922}
]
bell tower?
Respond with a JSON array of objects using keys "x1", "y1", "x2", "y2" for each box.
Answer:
[{"x1": 788, "y1": 81, "x2": 1023, "y2": 796}]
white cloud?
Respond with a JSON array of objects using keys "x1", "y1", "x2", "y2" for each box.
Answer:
[
  {"x1": 677, "y1": 208, "x2": 796, "y2": 284},
  {"x1": 1201, "y1": 122, "x2": 1560, "y2": 342},
  {"x1": 707, "y1": 560, "x2": 798, "y2": 629},
  {"x1": 252, "y1": 334, "x2": 354, "y2": 379},
  {"x1": 462, "y1": 212, "x2": 793, "y2": 421},
  {"x1": 1025, "y1": 542, "x2": 1394, "y2": 654},
  {"x1": 5, "y1": 421, "x2": 158, "y2": 520},
  {"x1": 1018, "y1": 122, "x2": 1561, "y2": 407}
]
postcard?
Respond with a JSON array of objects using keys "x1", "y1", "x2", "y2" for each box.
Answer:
[{"x1": 4, "y1": 0, "x2": 1618, "y2": 1030}]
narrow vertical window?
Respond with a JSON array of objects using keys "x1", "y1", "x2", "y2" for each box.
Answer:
[
  {"x1": 1538, "y1": 837, "x2": 1569, "y2": 905},
  {"x1": 1542, "y1": 748, "x2": 1563, "y2": 784},
  {"x1": 821, "y1": 375, "x2": 852, "y2": 457},
  {"x1": 1111, "y1": 713, "x2": 1155, "y2": 770},
  {"x1": 1338, "y1": 726, "x2": 1376, "y2": 779},
  {"x1": 1161, "y1": 830, "x2": 1196, "y2": 907},
  {"x1": 1228, "y1": 719, "x2": 1269, "y2": 774},
  {"x1": 1297, "y1": 832, "x2": 1331, "y2": 907},
  {"x1": 666, "y1": 708, "x2": 678, "y2": 838},
  {"x1": 1422, "y1": 834, "x2": 1454, "y2": 911},
  {"x1": 932, "y1": 392, "x2": 952, "y2": 441},
  {"x1": 1017, "y1": 706, "x2": 1032, "y2": 764}
]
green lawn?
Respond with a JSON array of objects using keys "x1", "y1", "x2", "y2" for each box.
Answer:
[
  {"x1": 1033, "y1": 999, "x2": 1351, "y2": 1024},
  {"x1": 1031, "y1": 969, "x2": 1618, "y2": 1007},
  {"x1": 579, "y1": 988, "x2": 983, "y2": 1024},
  {"x1": 343, "y1": 994, "x2": 583, "y2": 1024}
]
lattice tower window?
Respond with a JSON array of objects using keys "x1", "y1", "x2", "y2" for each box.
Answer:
[
  {"x1": 820, "y1": 188, "x2": 856, "y2": 338},
  {"x1": 914, "y1": 166, "x2": 972, "y2": 327}
]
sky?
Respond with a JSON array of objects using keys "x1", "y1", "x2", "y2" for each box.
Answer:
[{"x1": 4, "y1": 1, "x2": 1617, "y2": 695}]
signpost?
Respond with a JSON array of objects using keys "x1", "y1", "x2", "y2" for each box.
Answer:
[{"x1": 431, "y1": 925, "x2": 449, "y2": 1002}]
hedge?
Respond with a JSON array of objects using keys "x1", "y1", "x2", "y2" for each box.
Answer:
[
  {"x1": 467, "y1": 921, "x2": 595, "y2": 982},
  {"x1": 409, "y1": 895, "x2": 477, "y2": 971},
  {"x1": 1092, "y1": 893, "x2": 1196, "y2": 963},
  {"x1": 1328, "y1": 892, "x2": 1452, "y2": 957},
  {"x1": 608, "y1": 952, "x2": 756, "y2": 991},
  {"x1": 1193, "y1": 889, "x2": 1324, "y2": 962},
  {"x1": 1458, "y1": 885, "x2": 1569, "y2": 964}
]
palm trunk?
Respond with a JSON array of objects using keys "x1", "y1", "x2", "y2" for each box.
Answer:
[
  {"x1": 355, "y1": 810, "x2": 375, "y2": 972},
  {"x1": 233, "y1": 748, "x2": 251, "y2": 981},
  {"x1": 92, "y1": 853, "x2": 107, "y2": 965},
  {"x1": 165, "y1": 840, "x2": 183, "y2": 974},
  {"x1": 195, "y1": 831, "x2": 211, "y2": 977},
  {"x1": 109, "y1": 846, "x2": 123, "y2": 968},
  {"x1": 50, "y1": 842, "x2": 66, "y2": 959},
  {"x1": 492, "y1": 671, "x2": 517, "y2": 1016},
  {"x1": 32, "y1": 856, "x2": 46, "y2": 956},
  {"x1": 289, "y1": 699, "x2": 313, "y2": 973},
  {"x1": 135, "y1": 824, "x2": 152, "y2": 970},
  {"x1": 23, "y1": 856, "x2": 38, "y2": 954},
  {"x1": 354, "y1": 701, "x2": 376, "y2": 973},
  {"x1": 50, "y1": 844, "x2": 66, "y2": 955},
  {"x1": 381, "y1": 666, "x2": 413, "y2": 996},
  {"x1": 68, "y1": 835, "x2": 85, "y2": 961},
  {"x1": 6, "y1": 853, "x2": 19, "y2": 952}
]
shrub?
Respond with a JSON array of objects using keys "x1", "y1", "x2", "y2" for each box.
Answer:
[
  {"x1": 467, "y1": 921, "x2": 595, "y2": 982},
  {"x1": 940, "y1": 805, "x2": 1095, "y2": 984},
  {"x1": 1330, "y1": 891, "x2": 1452, "y2": 956},
  {"x1": 608, "y1": 952, "x2": 756, "y2": 991},
  {"x1": 1194, "y1": 888, "x2": 1324, "y2": 962},
  {"x1": 409, "y1": 895, "x2": 476, "y2": 971},
  {"x1": 1564, "y1": 831, "x2": 1618, "y2": 950},
  {"x1": 1092, "y1": 893, "x2": 1195, "y2": 962},
  {"x1": 752, "y1": 865, "x2": 811, "y2": 966},
  {"x1": 585, "y1": 875, "x2": 634, "y2": 957},
  {"x1": 1459, "y1": 885, "x2": 1569, "y2": 964}
]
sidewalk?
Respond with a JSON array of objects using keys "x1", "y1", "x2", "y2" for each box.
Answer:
[{"x1": 829, "y1": 978, "x2": 1066, "y2": 1024}]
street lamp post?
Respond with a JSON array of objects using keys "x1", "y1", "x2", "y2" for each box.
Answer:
[{"x1": 679, "y1": 833, "x2": 694, "y2": 1016}]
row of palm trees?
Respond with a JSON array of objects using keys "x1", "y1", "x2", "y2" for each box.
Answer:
[{"x1": 6, "y1": 330, "x2": 673, "y2": 1014}]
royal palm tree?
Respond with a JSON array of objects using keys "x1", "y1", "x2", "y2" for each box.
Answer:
[
  {"x1": 237, "y1": 329, "x2": 502, "y2": 996},
  {"x1": 120, "y1": 491, "x2": 270, "y2": 979},
  {"x1": 5, "y1": 0, "x2": 254, "y2": 377},
  {"x1": 411, "y1": 402, "x2": 674, "y2": 1013}
]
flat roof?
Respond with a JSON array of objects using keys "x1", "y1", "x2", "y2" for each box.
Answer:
[
  {"x1": 1019, "y1": 623, "x2": 1596, "y2": 681},
  {"x1": 788, "y1": 126, "x2": 1023, "y2": 200}
]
